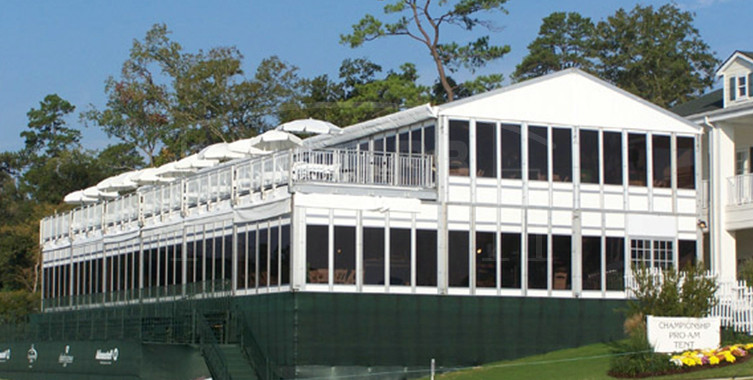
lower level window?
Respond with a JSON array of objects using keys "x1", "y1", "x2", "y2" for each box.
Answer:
[{"x1": 631, "y1": 239, "x2": 673, "y2": 270}]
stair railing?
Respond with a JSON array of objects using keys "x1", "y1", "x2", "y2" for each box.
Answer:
[
  {"x1": 197, "y1": 312, "x2": 231, "y2": 380},
  {"x1": 238, "y1": 315, "x2": 282, "y2": 380}
]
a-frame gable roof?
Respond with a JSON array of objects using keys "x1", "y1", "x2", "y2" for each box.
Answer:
[
  {"x1": 716, "y1": 50, "x2": 753, "y2": 75},
  {"x1": 438, "y1": 68, "x2": 701, "y2": 135}
]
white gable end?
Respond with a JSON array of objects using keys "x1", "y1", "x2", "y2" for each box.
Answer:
[{"x1": 439, "y1": 70, "x2": 700, "y2": 135}]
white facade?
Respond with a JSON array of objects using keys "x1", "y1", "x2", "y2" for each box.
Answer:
[
  {"x1": 39, "y1": 69, "x2": 702, "y2": 310},
  {"x1": 681, "y1": 51, "x2": 753, "y2": 281}
]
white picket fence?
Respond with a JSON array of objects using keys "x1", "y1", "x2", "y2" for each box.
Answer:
[{"x1": 625, "y1": 269, "x2": 753, "y2": 335}]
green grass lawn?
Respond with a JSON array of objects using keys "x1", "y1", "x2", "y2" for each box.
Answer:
[{"x1": 424, "y1": 343, "x2": 753, "y2": 380}]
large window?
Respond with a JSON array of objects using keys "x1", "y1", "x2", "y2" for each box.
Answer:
[
  {"x1": 334, "y1": 226, "x2": 356, "y2": 284},
  {"x1": 424, "y1": 125, "x2": 436, "y2": 156},
  {"x1": 582, "y1": 237, "x2": 601, "y2": 291},
  {"x1": 652, "y1": 135, "x2": 671, "y2": 188},
  {"x1": 679, "y1": 240, "x2": 696, "y2": 269},
  {"x1": 603, "y1": 131, "x2": 622, "y2": 185},
  {"x1": 449, "y1": 120, "x2": 470, "y2": 176},
  {"x1": 552, "y1": 235, "x2": 571, "y2": 290},
  {"x1": 606, "y1": 237, "x2": 624, "y2": 290},
  {"x1": 500, "y1": 233, "x2": 521, "y2": 288},
  {"x1": 528, "y1": 234, "x2": 547, "y2": 289},
  {"x1": 449, "y1": 231, "x2": 469, "y2": 287},
  {"x1": 500, "y1": 124, "x2": 521, "y2": 179},
  {"x1": 628, "y1": 133, "x2": 647, "y2": 186},
  {"x1": 528, "y1": 126, "x2": 548, "y2": 181},
  {"x1": 363, "y1": 227, "x2": 385, "y2": 285},
  {"x1": 270, "y1": 225, "x2": 280, "y2": 286},
  {"x1": 306, "y1": 225, "x2": 328, "y2": 284},
  {"x1": 631, "y1": 238, "x2": 673, "y2": 270},
  {"x1": 416, "y1": 229, "x2": 437, "y2": 286},
  {"x1": 258, "y1": 227, "x2": 268, "y2": 287},
  {"x1": 580, "y1": 130, "x2": 599, "y2": 184},
  {"x1": 281, "y1": 225, "x2": 291, "y2": 285},
  {"x1": 476, "y1": 122, "x2": 496, "y2": 178},
  {"x1": 552, "y1": 127, "x2": 572, "y2": 182},
  {"x1": 475, "y1": 232, "x2": 496, "y2": 288},
  {"x1": 390, "y1": 228, "x2": 411, "y2": 285},
  {"x1": 677, "y1": 137, "x2": 695, "y2": 189}
]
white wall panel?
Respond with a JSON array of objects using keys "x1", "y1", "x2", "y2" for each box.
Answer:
[
  {"x1": 528, "y1": 209, "x2": 548, "y2": 226},
  {"x1": 582, "y1": 212, "x2": 602, "y2": 229},
  {"x1": 552, "y1": 210, "x2": 572, "y2": 227}
]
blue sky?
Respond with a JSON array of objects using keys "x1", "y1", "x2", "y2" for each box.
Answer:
[{"x1": 0, "y1": 0, "x2": 750, "y2": 152}]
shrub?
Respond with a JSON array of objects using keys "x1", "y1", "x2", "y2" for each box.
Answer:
[{"x1": 628, "y1": 265, "x2": 717, "y2": 318}]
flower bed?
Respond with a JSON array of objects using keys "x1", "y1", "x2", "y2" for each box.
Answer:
[{"x1": 670, "y1": 344, "x2": 753, "y2": 368}]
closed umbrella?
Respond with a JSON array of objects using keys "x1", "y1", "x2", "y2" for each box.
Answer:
[{"x1": 275, "y1": 118, "x2": 342, "y2": 135}]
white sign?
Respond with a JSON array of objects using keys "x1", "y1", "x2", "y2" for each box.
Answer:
[
  {"x1": 647, "y1": 316, "x2": 721, "y2": 353},
  {"x1": 0, "y1": 348, "x2": 10, "y2": 363},
  {"x1": 58, "y1": 345, "x2": 74, "y2": 367},
  {"x1": 95, "y1": 348, "x2": 119, "y2": 365}
]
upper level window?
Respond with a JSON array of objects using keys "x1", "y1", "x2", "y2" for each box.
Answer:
[
  {"x1": 528, "y1": 126, "x2": 548, "y2": 181},
  {"x1": 449, "y1": 120, "x2": 470, "y2": 176},
  {"x1": 739, "y1": 75, "x2": 748, "y2": 99},
  {"x1": 476, "y1": 122, "x2": 496, "y2": 178}
]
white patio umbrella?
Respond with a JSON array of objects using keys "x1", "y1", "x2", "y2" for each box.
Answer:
[
  {"x1": 63, "y1": 190, "x2": 99, "y2": 205},
  {"x1": 174, "y1": 154, "x2": 219, "y2": 170},
  {"x1": 198, "y1": 142, "x2": 248, "y2": 161},
  {"x1": 132, "y1": 167, "x2": 176, "y2": 185},
  {"x1": 82, "y1": 186, "x2": 118, "y2": 200},
  {"x1": 248, "y1": 130, "x2": 303, "y2": 151},
  {"x1": 154, "y1": 161, "x2": 195, "y2": 178},
  {"x1": 96, "y1": 170, "x2": 140, "y2": 193},
  {"x1": 275, "y1": 118, "x2": 342, "y2": 135},
  {"x1": 227, "y1": 138, "x2": 270, "y2": 156}
]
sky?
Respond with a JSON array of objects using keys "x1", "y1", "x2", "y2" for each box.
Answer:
[{"x1": 0, "y1": 0, "x2": 750, "y2": 153}]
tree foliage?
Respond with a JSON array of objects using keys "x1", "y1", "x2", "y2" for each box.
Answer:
[
  {"x1": 341, "y1": 0, "x2": 509, "y2": 102},
  {"x1": 628, "y1": 265, "x2": 718, "y2": 318},
  {"x1": 514, "y1": 4, "x2": 718, "y2": 108},
  {"x1": 512, "y1": 12, "x2": 595, "y2": 81}
]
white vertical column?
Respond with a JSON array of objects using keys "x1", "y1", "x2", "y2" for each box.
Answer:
[{"x1": 712, "y1": 123, "x2": 737, "y2": 281}]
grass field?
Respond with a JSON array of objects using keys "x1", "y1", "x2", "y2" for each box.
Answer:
[{"x1": 424, "y1": 343, "x2": 753, "y2": 380}]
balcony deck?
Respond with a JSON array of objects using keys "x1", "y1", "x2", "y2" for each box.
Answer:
[
  {"x1": 40, "y1": 149, "x2": 436, "y2": 245},
  {"x1": 726, "y1": 174, "x2": 753, "y2": 230}
]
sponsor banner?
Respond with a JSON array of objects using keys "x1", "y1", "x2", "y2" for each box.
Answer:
[{"x1": 647, "y1": 316, "x2": 721, "y2": 353}]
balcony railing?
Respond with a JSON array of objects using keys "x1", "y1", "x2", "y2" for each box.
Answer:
[
  {"x1": 40, "y1": 149, "x2": 435, "y2": 244},
  {"x1": 728, "y1": 174, "x2": 753, "y2": 206}
]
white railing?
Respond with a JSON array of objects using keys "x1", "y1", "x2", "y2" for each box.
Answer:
[
  {"x1": 728, "y1": 173, "x2": 753, "y2": 206},
  {"x1": 40, "y1": 149, "x2": 436, "y2": 244}
]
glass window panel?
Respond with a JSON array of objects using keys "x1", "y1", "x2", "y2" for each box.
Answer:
[
  {"x1": 359, "y1": 142, "x2": 369, "y2": 152},
  {"x1": 236, "y1": 233, "x2": 246, "y2": 290},
  {"x1": 399, "y1": 131, "x2": 410, "y2": 154},
  {"x1": 652, "y1": 135, "x2": 671, "y2": 188},
  {"x1": 582, "y1": 237, "x2": 601, "y2": 291},
  {"x1": 166, "y1": 245, "x2": 174, "y2": 286},
  {"x1": 448, "y1": 231, "x2": 469, "y2": 287},
  {"x1": 390, "y1": 228, "x2": 411, "y2": 286},
  {"x1": 259, "y1": 227, "x2": 268, "y2": 287},
  {"x1": 476, "y1": 122, "x2": 496, "y2": 178},
  {"x1": 580, "y1": 130, "x2": 599, "y2": 184},
  {"x1": 500, "y1": 233, "x2": 521, "y2": 288},
  {"x1": 730, "y1": 76, "x2": 737, "y2": 101},
  {"x1": 528, "y1": 234, "x2": 547, "y2": 289},
  {"x1": 411, "y1": 129, "x2": 422, "y2": 154},
  {"x1": 449, "y1": 120, "x2": 470, "y2": 176},
  {"x1": 677, "y1": 137, "x2": 695, "y2": 189},
  {"x1": 603, "y1": 132, "x2": 623, "y2": 185},
  {"x1": 270, "y1": 226, "x2": 279, "y2": 286},
  {"x1": 423, "y1": 126, "x2": 435, "y2": 156},
  {"x1": 149, "y1": 248, "x2": 158, "y2": 289},
  {"x1": 386, "y1": 135, "x2": 396, "y2": 154},
  {"x1": 628, "y1": 133, "x2": 647, "y2": 186},
  {"x1": 214, "y1": 236, "x2": 223, "y2": 285},
  {"x1": 475, "y1": 232, "x2": 496, "y2": 288},
  {"x1": 281, "y1": 225, "x2": 291, "y2": 285},
  {"x1": 606, "y1": 237, "x2": 624, "y2": 291},
  {"x1": 334, "y1": 226, "x2": 356, "y2": 284},
  {"x1": 500, "y1": 124, "x2": 522, "y2": 179},
  {"x1": 528, "y1": 126, "x2": 548, "y2": 181},
  {"x1": 552, "y1": 235, "x2": 571, "y2": 290},
  {"x1": 306, "y1": 225, "x2": 328, "y2": 284},
  {"x1": 374, "y1": 138, "x2": 384, "y2": 153},
  {"x1": 196, "y1": 240, "x2": 205, "y2": 284},
  {"x1": 679, "y1": 240, "x2": 696, "y2": 270},
  {"x1": 248, "y1": 229, "x2": 257, "y2": 288},
  {"x1": 552, "y1": 127, "x2": 572, "y2": 182},
  {"x1": 363, "y1": 227, "x2": 385, "y2": 285},
  {"x1": 416, "y1": 229, "x2": 437, "y2": 286}
]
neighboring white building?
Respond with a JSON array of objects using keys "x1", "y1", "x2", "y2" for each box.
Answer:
[
  {"x1": 674, "y1": 50, "x2": 753, "y2": 282},
  {"x1": 39, "y1": 68, "x2": 702, "y2": 308}
]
